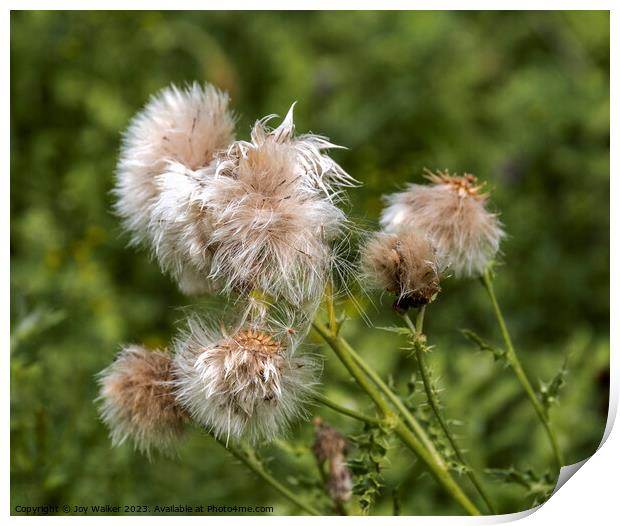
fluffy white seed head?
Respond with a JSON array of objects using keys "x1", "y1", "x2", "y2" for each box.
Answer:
[
  {"x1": 115, "y1": 90, "x2": 354, "y2": 301},
  {"x1": 196, "y1": 106, "x2": 353, "y2": 304},
  {"x1": 173, "y1": 316, "x2": 319, "y2": 444},
  {"x1": 361, "y1": 229, "x2": 441, "y2": 309},
  {"x1": 217, "y1": 104, "x2": 358, "y2": 198},
  {"x1": 380, "y1": 170, "x2": 505, "y2": 278},
  {"x1": 114, "y1": 83, "x2": 234, "y2": 294},
  {"x1": 96, "y1": 346, "x2": 188, "y2": 457}
]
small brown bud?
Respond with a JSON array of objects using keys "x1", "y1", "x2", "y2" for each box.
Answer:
[{"x1": 362, "y1": 230, "x2": 441, "y2": 310}]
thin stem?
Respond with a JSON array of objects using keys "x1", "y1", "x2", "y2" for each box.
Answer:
[
  {"x1": 325, "y1": 278, "x2": 338, "y2": 334},
  {"x1": 346, "y1": 344, "x2": 444, "y2": 466},
  {"x1": 313, "y1": 321, "x2": 481, "y2": 515},
  {"x1": 402, "y1": 310, "x2": 497, "y2": 514},
  {"x1": 481, "y1": 268, "x2": 564, "y2": 472},
  {"x1": 314, "y1": 393, "x2": 382, "y2": 426},
  {"x1": 322, "y1": 293, "x2": 440, "y2": 460},
  {"x1": 212, "y1": 435, "x2": 321, "y2": 516},
  {"x1": 313, "y1": 322, "x2": 393, "y2": 418}
]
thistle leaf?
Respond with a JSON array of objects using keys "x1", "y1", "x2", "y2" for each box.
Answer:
[
  {"x1": 461, "y1": 329, "x2": 507, "y2": 362},
  {"x1": 486, "y1": 466, "x2": 555, "y2": 506},
  {"x1": 539, "y1": 358, "x2": 568, "y2": 413},
  {"x1": 376, "y1": 326, "x2": 412, "y2": 336},
  {"x1": 350, "y1": 423, "x2": 390, "y2": 513},
  {"x1": 11, "y1": 307, "x2": 66, "y2": 353}
]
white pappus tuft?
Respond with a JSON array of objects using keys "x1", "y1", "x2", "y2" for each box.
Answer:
[
  {"x1": 196, "y1": 105, "x2": 355, "y2": 304},
  {"x1": 115, "y1": 88, "x2": 355, "y2": 302},
  {"x1": 380, "y1": 170, "x2": 505, "y2": 278},
  {"x1": 96, "y1": 345, "x2": 188, "y2": 457},
  {"x1": 173, "y1": 315, "x2": 320, "y2": 444},
  {"x1": 114, "y1": 82, "x2": 235, "y2": 294}
]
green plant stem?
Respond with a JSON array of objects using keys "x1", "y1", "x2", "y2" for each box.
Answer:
[
  {"x1": 481, "y1": 268, "x2": 564, "y2": 472},
  {"x1": 212, "y1": 435, "x2": 321, "y2": 516},
  {"x1": 312, "y1": 321, "x2": 481, "y2": 516},
  {"x1": 402, "y1": 310, "x2": 497, "y2": 514},
  {"x1": 346, "y1": 344, "x2": 442, "y2": 462},
  {"x1": 325, "y1": 279, "x2": 338, "y2": 334},
  {"x1": 314, "y1": 393, "x2": 382, "y2": 425}
]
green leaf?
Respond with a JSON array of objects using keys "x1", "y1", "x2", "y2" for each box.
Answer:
[
  {"x1": 539, "y1": 358, "x2": 569, "y2": 413},
  {"x1": 11, "y1": 308, "x2": 66, "y2": 353},
  {"x1": 335, "y1": 312, "x2": 349, "y2": 336},
  {"x1": 350, "y1": 423, "x2": 390, "y2": 513},
  {"x1": 448, "y1": 461, "x2": 470, "y2": 476},
  {"x1": 461, "y1": 329, "x2": 507, "y2": 362},
  {"x1": 486, "y1": 466, "x2": 555, "y2": 506},
  {"x1": 375, "y1": 326, "x2": 412, "y2": 336}
]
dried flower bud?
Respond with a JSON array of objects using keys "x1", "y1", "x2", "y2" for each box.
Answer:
[
  {"x1": 173, "y1": 317, "x2": 319, "y2": 443},
  {"x1": 97, "y1": 346, "x2": 188, "y2": 457},
  {"x1": 313, "y1": 418, "x2": 352, "y2": 503},
  {"x1": 361, "y1": 229, "x2": 441, "y2": 310},
  {"x1": 328, "y1": 462, "x2": 353, "y2": 504},
  {"x1": 380, "y1": 170, "x2": 505, "y2": 278}
]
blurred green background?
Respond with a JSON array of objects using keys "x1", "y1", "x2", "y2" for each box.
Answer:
[{"x1": 11, "y1": 11, "x2": 609, "y2": 516}]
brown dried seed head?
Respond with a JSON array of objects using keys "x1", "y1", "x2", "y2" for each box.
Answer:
[
  {"x1": 98, "y1": 346, "x2": 188, "y2": 455},
  {"x1": 362, "y1": 230, "x2": 441, "y2": 308},
  {"x1": 214, "y1": 329, "x2": 287, "y2": 395},
  {"x1": 381, "y1": 170, "x2": 505, "y2": 278},
  {"x1": 173, "y1": 318, "x2": 319, "y2": 443},
  {"x1": 204, "y1": 106, "x2": 351, "y2": 305}
]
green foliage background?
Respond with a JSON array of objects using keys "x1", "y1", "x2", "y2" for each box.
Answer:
[{"x1": 10, "y1": 11, "x2": 609, "y2": 516}]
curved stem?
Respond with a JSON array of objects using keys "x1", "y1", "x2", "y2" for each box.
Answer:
[
  {"x1": 212, "y1": 435, "x2": 321, "y2": 516},
  {"x1": 313, "y1": 323, "x2": 394, "y2": 418},
  {"x1": 313, "y1": 321, "x2": 481, "y2": 515},
  {"x1": 481, "y1": 268, "x2": 564, "y2": 472},
  {"x1": 402, "y1": 310, "x2": 497, "y2": 514},
  {"x1": 346, "y1": 343, "x2": 444, "y2": 466},
  {"x1": 314, "y1": 393, "x2": 382, "y2": 425}
]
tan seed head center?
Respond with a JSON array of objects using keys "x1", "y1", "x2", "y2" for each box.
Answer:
[
  {"x1": 233, "y1": 329, "x2": 282, "y2": 355},
  {"x1": 426, "y1": 169, "x2": 485, "y2": 199}
]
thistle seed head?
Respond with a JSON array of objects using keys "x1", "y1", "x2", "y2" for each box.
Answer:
[
  {"x1": 217, "y1": 103, "x2": 358, "y2": 198},
  {"x1": 361, "y1": 229, "x2": 441, "y2": 309},
  {"x1": 114, "y1": 82, "x2": 235, "y2": 295},
  {"x1": 115, "y1": 88, "x2": 355, "y2": 302},
  {"x1": 173, "y1": 317, "x2": 319, "y2": 444},
  {"x1": 96, "y1": 346, "x2": 188, "y2": 457},
  {"x1": 380, "y1": 170, "x2": 505, "y2": 278},
  {"x1": 200, "y1": 106, "x2": 352, "y2": 304}
]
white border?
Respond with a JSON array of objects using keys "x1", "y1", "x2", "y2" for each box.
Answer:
[{"x1": 4, "y1": 3, "x2": 614, "y2": 524}]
